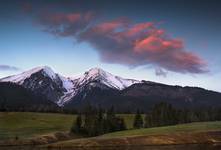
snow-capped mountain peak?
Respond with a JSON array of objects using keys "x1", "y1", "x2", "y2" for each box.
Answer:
[
  {"x1": 0, "y1": 66, "x2": 76, "y2": 105},
  {"x1": 86, "y1": 67, "x2": 104, "y2": 75},
  {"x1": 38, "y1": 66, "x2": 57, "y2": 80},
  {"x1": 0, "y1": 66, "x2": 57, "y2": 84},
  {"x1": 83, "y1": 67, "x2": 110, "y2": 78},
  {"x1": 76, "y1": 67, "x2": 141, "y2": 90},
  {"x1": 0, "y1": 66, "x2": 141, "y2": 106}
]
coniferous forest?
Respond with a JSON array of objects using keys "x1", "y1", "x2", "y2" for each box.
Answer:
[
  {"x1": 71, "y1": 105, "x2": 126, "y2": 136},
  {"x1": 71, "y1": 102, "x2": 221, "y2": 136}
]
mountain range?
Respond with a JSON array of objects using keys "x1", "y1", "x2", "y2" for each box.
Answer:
[{"x1": 1, "y1": 66, "x2": 221, "y2": 112}]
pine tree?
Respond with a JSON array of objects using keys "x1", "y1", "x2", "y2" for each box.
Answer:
[
  {"x1": 133, "y1": 109, "x2": 143, "y2": 128},
  {"x1": 114, "y1": 117, "x2": 126, "y2": 131},
  {"x1": 71, "y1": 114, "x2": 82, "y2": 133},
  {"x1": 84, "y1": 104, "x2": 98, "y2": 136},
  {"x1": 144, "y1": 114, "x2": 152, "y2": 128},
  {"x1": 97, "y1": 106, "x2": 105, "y2": 134},
  {"x1": 106, "y1": 106, "x2": 116, "y2": 132}
]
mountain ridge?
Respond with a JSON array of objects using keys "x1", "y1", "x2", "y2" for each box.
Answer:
[
  {"x1": 0, "y1": 66, "x2": 141, "y2": 106},
  {"x1": 1, "y1": 66, "x2": 221, "y2": 112}
]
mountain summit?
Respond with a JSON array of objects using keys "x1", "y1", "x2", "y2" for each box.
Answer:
[
  {"x1": 0, "y1": 66, "x2": 56, "y2": 84},
  {"x1": 1, "y1": 66, "x2": 73, "y2": 104},
  {"x1": 0, "y1": 66, "x2": 141, "y2": 106},
  {"x1": 75, "y1": 67, "x2": 140, "y2": 90}
]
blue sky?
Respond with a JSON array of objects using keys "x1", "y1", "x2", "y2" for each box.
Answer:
[{"x1": 0, "y1": 0, "x2": 220, "y2": 92}]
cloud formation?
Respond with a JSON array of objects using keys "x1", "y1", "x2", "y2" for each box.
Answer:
[
  {"x1": 37, "y1": 12, "x2": 208, "y2": 74},
  {"x1": 38, "y1": 12, "x2": 94, "y2": 37},
  {"x1": 155, "y1": 68, "x2": 167, "y2": 77},
  {"x1": 0, "y1": 65, "x2": 20, "y2": 71}
]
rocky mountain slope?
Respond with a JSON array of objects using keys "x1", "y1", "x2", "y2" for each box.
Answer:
[{"x1": 0, "y1": 82, "x2": 57, "y2": 111}]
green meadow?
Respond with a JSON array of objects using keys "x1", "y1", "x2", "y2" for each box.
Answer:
[
  {"x1": 0, "y1": 112, "x2": 75, "y2": 140},
  {"x1": 102, "y1": 121, "x2": 221, "y2": 138},
  {"x1": 1, "y1": 112, "x2": 221, "y2": 144},
  {"x1": 0, "y1": 112, "x2": 138, "y2": 140}
]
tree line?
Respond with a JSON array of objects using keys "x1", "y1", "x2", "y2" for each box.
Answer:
[
  {"x1": 134, "y1": 102, "x2": 221, "y2": 129},
  {"x1": 71, "y1": 102, "x2": 221, "y2": 136},
  {"x1": 71, "y1": 105, "x2": 126, "y2": 136}
]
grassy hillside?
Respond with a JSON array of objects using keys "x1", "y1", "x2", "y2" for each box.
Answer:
[
  {"x1": 102, "y1": 121, "x2": 221, "y2": 138},
  {"x1": 1, "y1": 112, "x2": 221, "y2": 147},
  {"x1": 0, "y1": 112, "x2": 137, "y2": 140},
  {"x1": 2, "y1": 112, "x2": 220, "y2": 142},
  {"x1": 48, "y1": 121, "x2": 221, "y2": 148},
  {"x1": 0, "y1": 112, "x2": 75, "y2": 140}
]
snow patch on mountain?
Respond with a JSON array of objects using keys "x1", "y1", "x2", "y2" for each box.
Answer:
[
  {"x1": 57, "y1": 75, "x2": 77, "y2": 106},
  {"x1": 58, "y1": 75, "x2": 74, "y2": 92}
]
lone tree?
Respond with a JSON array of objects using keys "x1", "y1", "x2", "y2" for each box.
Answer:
[{"x1": 133, "y1": 109, "x2": 143, "y2": 129}]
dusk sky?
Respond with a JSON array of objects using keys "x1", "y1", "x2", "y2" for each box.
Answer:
[{"x1": 0, "y1": 0, "x2": 221, "y2": 92}]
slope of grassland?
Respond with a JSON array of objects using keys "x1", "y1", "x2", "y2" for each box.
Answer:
[
  {"x1": 0, "y1": 112, "x2": 75, "y2": 140},
  {"x1": 0, "y1": 112, "x2": 138, "y2": 140},
  {"x1": 48, "y1": 121, "x2": 221, "y2": 148},
  {"x1": 1, "y1": 112, "x2": 221, "y2": 147},
  {"x1": 102, "y1": 121, "x2": 221, "y2": 138}
]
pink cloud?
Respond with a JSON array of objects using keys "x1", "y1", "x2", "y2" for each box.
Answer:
[
  {"x1": 93, "y1": 19, "x2": 128, "y2": 33},
  {"x1": 37, "y1": 12, "x2": 208, "y2": 74},
  {"x1": 134, "y1": 36, "x2": 183, "y2": 53},
  {"x1": 126, "y1": 22, "x2": 154, "y2": 37}
]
